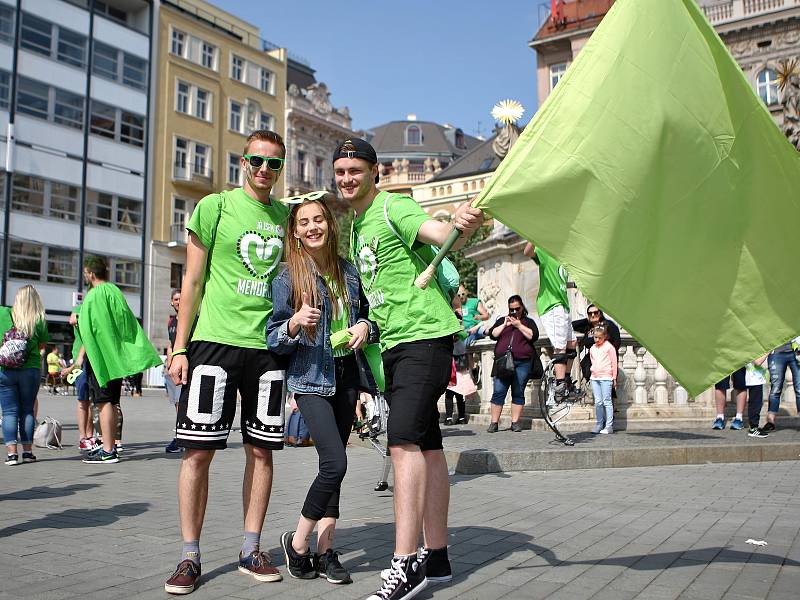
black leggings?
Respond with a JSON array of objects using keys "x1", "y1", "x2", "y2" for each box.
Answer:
[
  {"x1": 295, "y1": 355, "x2": 358, "y2": 520},
  {"x1": 445, "y1": 390, "x2": 465, "y2": 420}
]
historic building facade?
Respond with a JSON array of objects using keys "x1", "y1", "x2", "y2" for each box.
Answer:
[
  {"x1": 0, "y1": 0, "x2": 152, "y2": 347},
  {"x1": 283, "y1": 59, "x2": 355, "y2": 196},
  {"x1": 145, "y1": 0, "x2": 287, "y2": 353}
]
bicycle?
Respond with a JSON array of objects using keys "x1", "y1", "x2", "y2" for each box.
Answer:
[{"x1": 538, "y1": 348, "x2": 592, "y2": 446}]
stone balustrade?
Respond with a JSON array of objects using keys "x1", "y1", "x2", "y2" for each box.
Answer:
[{"x1": 701, "y1": 0, "x2": 798, "y2": 25}]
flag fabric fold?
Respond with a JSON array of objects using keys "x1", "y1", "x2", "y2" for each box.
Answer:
[{"x1": 474, "y1": 0, "x2": 800, "y2": 396}]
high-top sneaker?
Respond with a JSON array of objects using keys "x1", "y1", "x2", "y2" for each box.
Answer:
[
  {"x1": 367, "y1": 554, "x2": 426, "y2": 600},
  {"x1": 416, "y1": 546, "x2": 452, "y2": 583}
]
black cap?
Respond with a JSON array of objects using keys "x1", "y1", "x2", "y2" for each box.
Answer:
[{"x1": 332, "y1": 138, "x2": 379, "y2": 183}]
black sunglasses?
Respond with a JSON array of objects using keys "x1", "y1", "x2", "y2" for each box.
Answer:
[
  {"x1": 509, "y1": 307, "x2": 522, "y2": 313},
  {"x1": 587, "y1": 310, "x2": 601, "y2": 316},
  {"x1": 243, "y1": 154, "x2": 285, "y2": 171}
]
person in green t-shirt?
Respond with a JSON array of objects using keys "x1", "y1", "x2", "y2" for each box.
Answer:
[
  {"x1": 333, "y1": 138, "x2": 484, "y2": 599},
  {"x1": 456, "y1": 284, "x2": 489, "y2": 347},
  {"x1": 165, "y1": 130, "x2": 288, "y2": 594},
  {"x1": 524, "y1": 242, "x2": 577, "y2": 397},
  {"x1": 61, "y1": 304, "x2": 95, "y2": 452},
  {"x1": 0, "y1": 284, "x2": 48, "y2": 466}
]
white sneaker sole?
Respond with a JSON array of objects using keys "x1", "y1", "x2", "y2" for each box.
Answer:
[
  {"x1": 237, "y1": 565, "x2": 282, "y2": 582},
  {"x1": 164, "y1": 582, "x2": 197, "y2": 595}
]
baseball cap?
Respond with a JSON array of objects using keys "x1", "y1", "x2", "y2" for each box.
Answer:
[{"x1": 332, "y1": 138, "x2": 377, "y2": 164}]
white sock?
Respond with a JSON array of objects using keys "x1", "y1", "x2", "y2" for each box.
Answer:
[
  {"x1": 735, "y1": 412, "x2": 743, "y2": 420},
  {"x1": 716, "y1": 414, "x2": 724, "y2": 420}
]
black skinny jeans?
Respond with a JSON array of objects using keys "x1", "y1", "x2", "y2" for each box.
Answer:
[{"x1": 295, "y1": 354, "x2": 358, "y2": 521}]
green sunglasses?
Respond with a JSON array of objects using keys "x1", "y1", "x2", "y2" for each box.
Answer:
[
  {"x1": 282, "y1": 190, "x2": 329, "y2": 205},
  {"x1": 243, "y1": 154, "x2": 285, "y2": 171}
]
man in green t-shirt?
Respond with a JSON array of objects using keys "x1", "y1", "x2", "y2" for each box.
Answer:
[
  {"x1": 165, "y1": 130, "x2": 289, "y2": 595},
  {"x1": 334, "y1": 138, "x2": 484, "y2": 600},
  {"x1": 524, "y1": 242, "x2": 577, "y2": 396}
]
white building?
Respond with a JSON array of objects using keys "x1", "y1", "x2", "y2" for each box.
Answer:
[{"x1": 1, "y1": 0, "x2": 152, "y2": 347}]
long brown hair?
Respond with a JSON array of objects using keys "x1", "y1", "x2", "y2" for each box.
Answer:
[{"x1": 285, "y1": 198, "x2": 348, "y2": 340}]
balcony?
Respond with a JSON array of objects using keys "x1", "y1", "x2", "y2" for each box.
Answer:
[
  {"x1": 172, "y1": 164, "x2": 213, "y2": 190},
  {"x1": 168, "y1": 223, "x2": 187, "y2": 247},
  {"x1": 701, "y1": 0, "x2": 799, "y2": 26}
]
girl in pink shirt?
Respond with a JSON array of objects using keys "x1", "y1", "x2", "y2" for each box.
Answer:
[{"x1": 589, "y1": 326, "x2": 617, "y2": 434}]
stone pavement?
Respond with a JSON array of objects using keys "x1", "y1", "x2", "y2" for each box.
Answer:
[{"x1": 0, "y1": 390, "x2": 798, "y2": 600}]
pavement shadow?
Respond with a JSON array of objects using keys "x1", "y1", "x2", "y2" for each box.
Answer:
[
  {"x1": 441, "y1": 429, "x2": 478, "y2": 438},
  {"x1": 628, "y1": 431, "x2": 721, "y2": 441},
  {"x1": 197, "y1": 561, "x2": 238, "y2": 586},
  {"x1": 0, "y1": 501, "x2": 150, "y2": 539},
  {"x1": 0, "y1": 483, "x2": 99, "y2": 502}
]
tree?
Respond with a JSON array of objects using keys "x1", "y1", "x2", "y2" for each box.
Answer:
[{"x1": 450, "y1": 224, "x2": 491, "y2": 293}]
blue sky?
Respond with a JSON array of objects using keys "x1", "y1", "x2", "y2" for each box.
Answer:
[{"x1": 217, "y1": 0, "x2": 546, "y2": 137}]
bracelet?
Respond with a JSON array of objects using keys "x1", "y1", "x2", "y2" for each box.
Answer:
[{"x1": 170, "y1": 348, "x2": 188, "y2": 357}]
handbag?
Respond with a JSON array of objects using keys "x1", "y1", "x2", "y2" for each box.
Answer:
[
  {"x1": 491, "y1": 331, "x2": 516, "y2": 380},
  {"x1": 33, "y1": 416, "x2": 63, "y2": 449}
]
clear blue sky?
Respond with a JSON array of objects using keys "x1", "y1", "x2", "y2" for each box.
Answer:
[{"x1": 217, "y1": 0, "x2": 546, "y2": 137}]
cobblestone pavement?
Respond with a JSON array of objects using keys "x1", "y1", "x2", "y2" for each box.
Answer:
[{"x1": 0, "y1": 391, "x2": 798, "y2": 600}]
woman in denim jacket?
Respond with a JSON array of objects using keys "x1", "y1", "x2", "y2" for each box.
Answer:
[{"x1": 267, "y1": 195, "x2": 377, "y2": 585}]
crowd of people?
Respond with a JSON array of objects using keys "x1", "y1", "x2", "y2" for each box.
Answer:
[{"x1": 1, "y1": 129, "x2": 797, "y2": 600}]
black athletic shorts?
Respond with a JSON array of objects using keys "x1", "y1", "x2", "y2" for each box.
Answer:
[
  {"x1": 715, "y1": 367, "x2": 746, "y2": 392},
  {"x1": 85, "y1": 359, "x2": 121, "y2": 405},
  {"x1": 176, "y1": 341, "x2": 287, "y2": 450},
  {"x1": 383, "y1": 335, "x2": 453, "y2": 451}
]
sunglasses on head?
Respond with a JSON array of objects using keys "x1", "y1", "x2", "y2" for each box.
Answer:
[
  {"x1": 243, "y1": 154, "x2": 285, "y2": 171},
  {"x1": 283, "y1": 190, "x2": 328, "y2": 205}
]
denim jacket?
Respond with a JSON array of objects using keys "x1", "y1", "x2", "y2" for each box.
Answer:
[{"x1": 266, "y1": 259, "x2": 379, "y2": 396}]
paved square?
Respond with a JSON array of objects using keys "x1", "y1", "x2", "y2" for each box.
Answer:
[{"x1": 0, "y1": 392, "x2": 798, "y2": 599}]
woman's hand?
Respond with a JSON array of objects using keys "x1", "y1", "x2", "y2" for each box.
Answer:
[
  {"x1": 289, "y1": 292, "x2": 321, "y2": 330},
  {"x1": 347, "y1": 321, "x2": 370, "y2": 350}
]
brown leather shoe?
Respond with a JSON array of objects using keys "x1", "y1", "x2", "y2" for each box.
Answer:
[
  {"x1": 238, "y1": 550, "x2": 283, "y2": 582},
  {"x1": 165, "y1": 559, "x2": 201, "y2": 595}
]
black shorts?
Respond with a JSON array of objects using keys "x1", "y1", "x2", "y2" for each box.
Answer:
[
  {"x1": 176, "y1": 341, "x2": 287, "y2": 450},
  {"x1": 383, "y1": 335, "x2": 453, "y2": 451},
  {"x1": 715, "y1": 367, "x2": 746, "y2": 391},
  {"x1": 85, "y1": 359, "x2": 121, "y2": 405}
]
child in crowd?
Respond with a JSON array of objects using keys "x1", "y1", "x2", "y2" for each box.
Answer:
[
  {"x1": 589, "y1": 325, "x2": 617, "y2": 434},
  {"x1": 745, "y1": 354, "x2": 769, "y2": 437}
]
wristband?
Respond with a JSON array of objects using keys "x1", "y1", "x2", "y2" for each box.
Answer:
[{"x1": 170, "y1": 348, "x2": 188, "y2": 357}]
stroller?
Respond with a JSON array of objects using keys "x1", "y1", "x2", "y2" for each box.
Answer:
[{"x1": 359, "y1": 392, "x2": 391, "y2": 492}]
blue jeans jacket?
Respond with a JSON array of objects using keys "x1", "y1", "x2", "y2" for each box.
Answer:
[{"x1": 267, "y1": 259, "x2": 378, "y2": 396}]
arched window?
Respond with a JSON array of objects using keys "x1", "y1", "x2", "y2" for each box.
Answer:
[
  {"x1": 431, "y1": 188, "x2": 437, "y2": 198},
  {"x1": 406, "y1": 125, "x2": 422, "y2": 145},
  {"x1": 446, "y1": 185, "x2": 452, "y2": 194},
  {"x1": 462, "y1": 183, "x2": 469, "y2": 192},
  {"x1": 757, "y1": 68, "x2": 779, "y2": 105}
]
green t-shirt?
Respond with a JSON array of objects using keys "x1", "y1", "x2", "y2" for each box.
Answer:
[
  {"x1": 71, "y1": 304, "x2": 83, "y2": 362},
  {"x1": 351, "y1": 191, "x2": 460, "y2": 351},
  {"x1": 0, "y1": 306, "x2": 49, "y2": 370},
  {"x1": 325, "y1": 276, "x2": 352, "y2": 358},
  {"x1": 462, "y1": 297, "x2": 481, "y2": 330},
  {"x1": 79, "y1": 282, "x2": 162, "y2": 387},
  {"x1": 535, "y1": 247, "x2": 570, "y2": 315},
  {"x1": 187, "y1": 187, "x2": 289, "y2": 349}
]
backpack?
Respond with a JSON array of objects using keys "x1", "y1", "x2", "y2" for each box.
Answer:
[
  {"x1": 0, "y1": 326, "x2": 31, "y2": 369},
  {"x1": 382, "y1": 193, "x2": 460, "y2": 301}
]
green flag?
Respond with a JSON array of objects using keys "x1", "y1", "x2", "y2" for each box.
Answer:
[
  {"x1": 474, "y1": 0, "x2": 800, "y2": 396},
  {"x1": 80, "y1": 282, "x2": 162, "y2": 387}
]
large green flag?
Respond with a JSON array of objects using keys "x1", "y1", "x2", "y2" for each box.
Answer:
[{"x1": 474, "y1": 0, "x2": 800, "y2": 396}]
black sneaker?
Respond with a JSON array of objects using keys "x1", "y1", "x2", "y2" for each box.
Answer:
[
  {"x1": 314, "y1": 549, "x2": 352, "y2": 584},
  {"x1": 82, "y1": 448, "x2": 119, "y2": 464},
  {"x1": 368, "y1": 555, "x2": 426, "y2": 600},
  {"x1": 444, "y1": 417, "x2": 453, "y2": 426},
  {"x1": 762, "y1": 422, "x2": 776, "y2": 433},
  {"x1": 165, "y1": 438, "x2": 182, "y2": 453},
  {"x1": 4, "y1": 453, "x2": 20, "y2": 466},
  {"x1": 510, "y1": 421, "x2": 523, "y2": 433},
  {"x1": 417, "y1": 547, "x2": 452, "y2": 583},
  {"x1": 748, "y1": 427, "x2": 769, "y2": 438},
  {"x1": 486, "y1": 422, "x2": 499, "y2": 433},
  {"x1": 22, "y1": 452, "x2": 37, "y2": 463},
  {"x1": 456, "y1": 417, "x2": 466, "y2": 424},
  {"x1": 279, "y1": 531, "x2": 317, "y2": 579}
]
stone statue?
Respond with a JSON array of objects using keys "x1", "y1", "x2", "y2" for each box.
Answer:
[
  {"x1": 288, "y1": 83, "x2": 300, "y2": 97},
  {"x1": 492, "y1": 122, "x2": 520, "y2": 161},
  {"x1": 308, "y1": 83, "x2": 332, "y2": 115},
  {"x1": 778, "y1": 58, "x2": 800, "y2": 151}
]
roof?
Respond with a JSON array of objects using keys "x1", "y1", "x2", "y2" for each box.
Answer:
[
  {"x1": 429, "y1": 135, "x2": 500, "y2": 182},
  {"x1": 367, "y1": 120, "x2": 482, "y2": 157},
  {"x1": 531, "y1": 0, "x2": 615, "y2": 44},
  {"x1": 287, "y1": 58, "x2": 316, "y2": 90}
]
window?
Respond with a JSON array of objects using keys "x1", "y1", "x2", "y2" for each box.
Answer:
[
  {"x1": 120, "y1": 111, "x2": 144, "y2": 147},
  {"x1": 114, "y1": 260, "x2": 140, "y2": 291},
  {"x1": 174, "y1": 139, "x2": 211, "y2": 180},
  {"x1": 194, "y1": 144, "x2": 209, "y2": 176},
  {"x1": 46, "y1": 247, "x2": 78, "y2": 285},
  {"x1": 86, "y1": 190, "x2": 113, "y2": 227},
  {"x1": 228, "y1": 153, "x2": 241, "y2": 185},
  {"x1": 12, "y1": 174, "x2": 45, "y2": 215},
  {"x1": 229, "y1": 100, "x2": 243, "y2": 132},
  {"x1": 116, "y1": 197, "x2": 142, "y2": 232},
  {"x1": 171, "y1": 29, "x2": 185, "y2": 56},
  {"x1": 315, "y1": 157, "x2": 324, "y2": 188},
  {"x1": 297, "y1": 150, "x2": 307, "y2": 182},
  {"x1": 0, "y1": 5, "x2": 14, "y2": 45},
  {"x1": 16, "y1": 77, "x2": 49, "y2": 120},
  {"x1": 406, "y1": 125, "x2": 421, "y2": 145},
  {"x1": 260, "y1": 69, "x2": 272, "y2": 93},
  {"x1": 95, "y1": 1, "x2": 127, "y2": 24},
  {"x1": 20, "y1": 13, "x2": 52, "y2": 57},
  {"x1": 90, "y1": 101, "x2": 116, "y2": 138},
  {"x1": 757, "y1": 68, "x2": 779, "y2": 105},
  {"x1": 122, "y1": 54, "x2": 147, "y2": 90},
  {"x1": 259, "y1": 112, "x2": 273, "y2": 131},
  {"x1": 57, "y1": 28, "x2": 86, "y2": 68},
  {"x1": 49, "y1": 181, "x2": 79, "y2": 220},
  {"x1": 0, "y1": 71, "x2": 9, "y2": 110},
  {"x1": 12, "y1": 174, "x2": 79, "y2": 221},
  {"x1": 93, "y1": 41, "x2": 118, "y2": 80},
  {"x1": 231, "y1": 55, "x2": 243, "y2": 81},
  {"x1": 9, "y1": 241, "x2": 42, "y2": 280},
  {"x1": 550, "y1": 62, "x2": 567, "y2": 90},
  {"x1": 53, "y1": 88, "x2": 84, "y2": 129},
  {"x1": 176, "y1": 81, "x2": 189, "y2": 114},
  {"x1": 201, "y1": 42, "x2": 215, "y2": 69},
  {"x1": 170, "y1": 263, "x2": 184, "y2": 290},
  {"x1": 174, "y1": 138, "x2": 188, "y2": 177},
  {"x1": 195, "y1": 88, "x2": 209, "y2": 120},
  {"x1": 172, "y1": 197, "x2": 193, "y2": 228}
]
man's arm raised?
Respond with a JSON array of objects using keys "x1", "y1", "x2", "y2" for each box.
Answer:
[{"x1": 417, "y1": 201, "x2": 484, "y2": 250}]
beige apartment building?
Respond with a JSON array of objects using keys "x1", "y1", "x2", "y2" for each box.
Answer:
[{"x1": 146, "y1": 0, "x2": 287, "y2": 352}]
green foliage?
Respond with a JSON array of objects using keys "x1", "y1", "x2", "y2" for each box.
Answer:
[
  {"x1": 450, "y1": 224, "x2": 491, "y2": 293},
  {"x1": 335, "y1": 209, "x2": 354, "y2": 258}
]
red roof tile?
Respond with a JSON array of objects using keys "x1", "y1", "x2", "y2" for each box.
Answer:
[{"x1": 533, "y1": 0, "x2": 616, "y2": 42}]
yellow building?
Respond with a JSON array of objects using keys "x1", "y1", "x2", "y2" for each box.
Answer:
[{"x1": 146, "y1": 0, "x2": 287, "y2": 351}]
